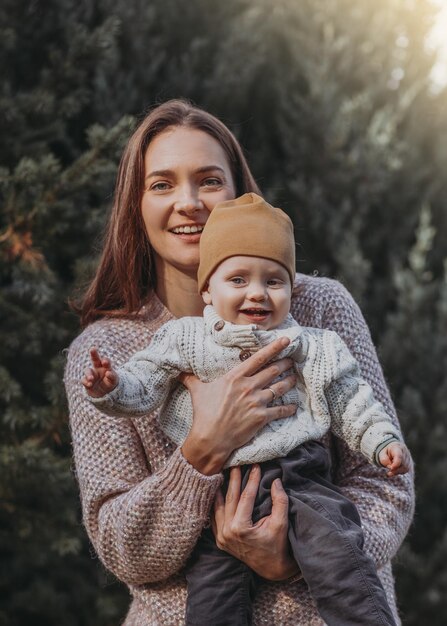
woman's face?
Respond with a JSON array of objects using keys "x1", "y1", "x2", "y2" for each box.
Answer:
[{"x1": 141, "y1": 126, "x2": 236, "y2": 279}]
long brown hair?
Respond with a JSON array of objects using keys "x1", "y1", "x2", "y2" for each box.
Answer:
[{"x1": 72, "y1": 99, "x2": 261, "y2": 327}]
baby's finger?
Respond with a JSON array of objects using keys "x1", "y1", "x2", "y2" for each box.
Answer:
[
  {"x1": 104, "y1": 370, "x2": 118, "y2": 386},
  {"x1": 81, "y1": 375, "x2": 92, "y2": 388},
  {"x1": 391, "y1": 466, "x2": 406, "y2": 476},
  {"x1": 378, "y1": 448, "x2": 392, "y2": 468},
  {"x1": 389, "y1": 448, "x2": 403, "y2": 469},
  {"x1": 83, "y1": 367, "x2": 96, "y2": 382},
  {"x1": 89, "y1": 347, "x2": 102, "y2": 368}
]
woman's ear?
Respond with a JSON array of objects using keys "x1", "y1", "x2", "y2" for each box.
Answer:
[{"x1": 201, "y1": 285, "x2": 212, "y2": 305}]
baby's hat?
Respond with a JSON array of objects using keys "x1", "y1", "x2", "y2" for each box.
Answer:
[{"x1": 197, "y1": 192, "x2": 295, "y2": 292}]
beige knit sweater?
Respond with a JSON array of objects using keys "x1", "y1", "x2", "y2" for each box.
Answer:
[{"x1": 64, "y1": 274, "x2": 415, "y2": 626}]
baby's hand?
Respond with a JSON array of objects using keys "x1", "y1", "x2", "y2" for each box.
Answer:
[
  {"x1": 378, "y1": 441, "x2": 411, "y2": 477},
  {"x1": 82, "y1": 347, "x2": 119, "y2": 398}
]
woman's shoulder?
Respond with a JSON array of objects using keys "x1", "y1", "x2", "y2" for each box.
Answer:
[
  {"x1": 64, "y1": 300, "x2": 172, "y2": 380},
  {"x1": 291, "y1": 272, "x2": 359, "y2": 328}
]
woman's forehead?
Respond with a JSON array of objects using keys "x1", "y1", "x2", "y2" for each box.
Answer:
[{"x1": 144, "y1": 126, "x2": 231, "y2": 172}]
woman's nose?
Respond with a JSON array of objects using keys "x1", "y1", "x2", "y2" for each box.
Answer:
[{"x1": 173, "y1": 187, "x2": 204, "y2": 214}]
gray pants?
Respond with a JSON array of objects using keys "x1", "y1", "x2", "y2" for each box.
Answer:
[{"x1": 185, "y1": 441, "x2": 396, "y2": 626}]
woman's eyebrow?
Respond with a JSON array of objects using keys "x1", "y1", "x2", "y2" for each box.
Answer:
[
  {"x1": 195, "y1": 165, "x2": 226, "y2": 175},
  {"x1": 145, "y1": 169, "x2": 173, "y2": 181},
  {"x1": 145, "y1": 165, "x2": 226, "y2": 181}
]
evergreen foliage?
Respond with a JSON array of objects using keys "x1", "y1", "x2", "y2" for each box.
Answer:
[{"x1": 1, "y1": 0, "x2": 445, "y2": 623}]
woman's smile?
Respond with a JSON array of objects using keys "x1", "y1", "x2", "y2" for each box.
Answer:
[{"x1": 168, "y1": 221, "x2": 206, "y2": 243}]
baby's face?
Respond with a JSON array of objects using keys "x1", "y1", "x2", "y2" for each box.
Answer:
[{"x1": 202, "y1": 256, "x2": 291, "y2": 330}]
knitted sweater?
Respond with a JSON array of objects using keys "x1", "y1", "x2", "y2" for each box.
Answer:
[
  {"x1": 64, "y1": 274, "x2": 415, "y2": 626},
  {"x1": 90, "y1": 305, "x2": 400, "y2": 468}
]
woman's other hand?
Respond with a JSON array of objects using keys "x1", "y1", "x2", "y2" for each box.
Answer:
[
  {"x1": 212, "y1": 465, "x2": 299, "y2": 580},
  {"x1": 180, "y1": 337, "x2": 297, "y2": 475}
]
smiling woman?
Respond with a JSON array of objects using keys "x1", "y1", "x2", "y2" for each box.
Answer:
[
  {"x1": 65, "y1": 99, "x2": 414, "y2": 626},
  {"x1": 141, "y1": 126, "x2": 236, "y2": 297}
]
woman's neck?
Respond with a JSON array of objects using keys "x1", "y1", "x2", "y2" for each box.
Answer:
[{"x1": 155, "y1": 266, "x2": 205, "y2": 318}]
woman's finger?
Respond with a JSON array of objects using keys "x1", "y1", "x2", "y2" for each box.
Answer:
[
  {"x1": 264, "y1": 404, "x2": 297, "y2": 425},
  {"x1": 235, "y1": 337, "x2": 290, "y2": 377},
  {"x1": 261, "y1": 374, "x2": 297, "y2": 404},
  {"x1": 212, "y1": 489, "x2": 225, "y2": 537},
  {"x1": 252, "y1": 358, "x2": 294, "y2": 389},
  {"x1": 267, "y1": 478, "x2": 289, "y2": 529},
  {"x1": 233, "y1": 465, "x2": 261, "y2": 525},
  {"x1": 224, "y1": 466, "x2": 242, "y2": 523}
]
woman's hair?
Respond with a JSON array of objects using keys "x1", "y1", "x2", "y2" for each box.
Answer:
[{"x1": 73, "y1": 99, "x2": 261, "y2": 327}]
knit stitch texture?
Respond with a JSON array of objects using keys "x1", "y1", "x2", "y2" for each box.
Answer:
[
  {"x1": 64, "y1": 274, "x2": 415, "y2": 625},
  {"x1": 89, "y1": 305, "x2": 400, "y2": 468}
]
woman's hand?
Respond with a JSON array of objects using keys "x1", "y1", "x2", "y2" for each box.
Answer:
[
  {"x1": 180, "y1": 337, "x2": 297, "y2": 475},
  {"x1": 212, "y1": 464, "x2": 299, "y2": 580}
]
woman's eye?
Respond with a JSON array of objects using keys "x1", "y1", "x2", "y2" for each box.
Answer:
[
  {"x1": 150, "y1": 181, "x2": 171, "y2": 191},
  {"x1": 202, "y1": 177, "x2": 221, "y2": 187}
]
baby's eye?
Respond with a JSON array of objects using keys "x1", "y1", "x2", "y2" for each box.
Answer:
[
  {"x1": 267, "y1": 279, "x2": 283, "y2": 286},
  {"x1": 230, "y1": 277, "x2": 245, "y2": 285}
]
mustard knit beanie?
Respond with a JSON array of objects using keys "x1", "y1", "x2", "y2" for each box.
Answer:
[{"x1": 198, "y1": 193, "x2": 295, "y2": 292}]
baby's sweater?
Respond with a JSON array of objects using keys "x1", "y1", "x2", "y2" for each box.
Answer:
[
  {"x1": 64, "y1": 275, "x2": 415, "y2": 625},
  {"x1": 90, "y1": 305, "x2": 400, "y2": 467}
]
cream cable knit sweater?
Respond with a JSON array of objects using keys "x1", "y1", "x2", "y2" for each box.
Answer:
[
  {"x1": 89, "y1": 305, "x2": 400, "y2": 468},
  {"x1": 64, "y1": 274, "x2": 415, "y2": 626}
]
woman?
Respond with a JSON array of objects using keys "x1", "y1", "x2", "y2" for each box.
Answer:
[{"x1": 64, "y1": 99, "x2": 414, "y2": 625}]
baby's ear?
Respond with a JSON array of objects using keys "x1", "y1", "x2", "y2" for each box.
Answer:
[{"x1": 201, "y1": 285, "x2": 212, "y2": 305}]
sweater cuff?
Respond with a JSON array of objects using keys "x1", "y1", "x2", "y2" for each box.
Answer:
[
  {"x1": 156, "y1": 448, "x2": 223, "y2": 518},
  {"x1": 374, "y1": 437, "x2": 401, "y2": 467},
  {"x1": 84, "y1": 377, "x2": 132, "y2": 418},
  {"x1": 360, "y1": 422, "x2": 401, "y2": 464}
]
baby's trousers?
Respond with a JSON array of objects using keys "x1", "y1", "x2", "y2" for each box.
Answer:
[{"x1": 184, "y1": 441, "x2": 396, "y2": 626}]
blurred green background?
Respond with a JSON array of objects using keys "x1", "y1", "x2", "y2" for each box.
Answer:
[{"x1": 1, "y1": 0, "x2": 446, "y2": 624}]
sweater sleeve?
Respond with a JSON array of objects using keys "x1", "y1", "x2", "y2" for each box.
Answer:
[
  {"x1": 324, "y1": 332, "x2": 401, "y2": 465},
  {"x1": 64, "y1": 326, "x2": 222, "y2": 587},
  {"x1": 90, "y1": 320, "x2": 191, "y2": 417},
  {"x1": 319, "y1": 279, "x2": 415, "y2": 568}
]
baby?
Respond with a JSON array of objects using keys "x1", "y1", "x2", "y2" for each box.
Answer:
[{"x1": 83, "y1": 193, "x2": 410, "y2": 626}]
